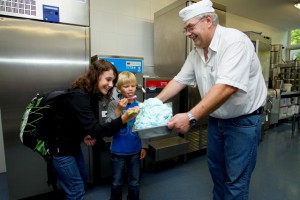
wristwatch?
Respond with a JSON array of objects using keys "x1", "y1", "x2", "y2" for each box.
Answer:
[{"x1": 187, "y1": 112, "x2": 197, "y2": 127}]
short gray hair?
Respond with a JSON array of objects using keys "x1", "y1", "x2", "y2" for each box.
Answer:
[{"x1": 196, "y1": 12, "x2": 219, "y2": 26}]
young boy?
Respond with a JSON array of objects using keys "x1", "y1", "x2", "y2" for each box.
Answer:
[{"x1": 106, "y1": 71, "x2": 147, "y2": 200}]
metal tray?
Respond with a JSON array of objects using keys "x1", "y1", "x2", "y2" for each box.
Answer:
[{"x1": 133, "y1": 125, "x2": 172, "y2": 139}]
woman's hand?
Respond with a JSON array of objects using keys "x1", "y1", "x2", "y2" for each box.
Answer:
[
  {"x1": 83, "y1": 135, "x2": 97, "y2": 147},
  {"x1": 121, "y1": 106, "x2": 140, "y2": 123}
]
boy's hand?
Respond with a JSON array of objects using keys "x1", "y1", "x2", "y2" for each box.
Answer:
[
  {"x1": 117, "y1": 98, "x2": 128, "y2": 110},
  {"x1": 115, "y1": 98, "x2": 128, "y2": 116},
  {"x1": 121, "y1": 106, "x2": 140, "y2": 123},
  {"x1": 140, "y1": 148, "x2": 147, "y2": 159}
]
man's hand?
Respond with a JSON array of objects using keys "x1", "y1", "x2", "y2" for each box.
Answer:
[
  {"x1": 167, "y1": 113, "x2": 191, "y2": 134},
  {"x1": 83, "y1": 135, "x2": 96, "y2": 147}
]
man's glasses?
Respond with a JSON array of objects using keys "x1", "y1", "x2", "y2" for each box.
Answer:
[{"x1": 183, "y1": 16, "x2": 206, "y2": 35}]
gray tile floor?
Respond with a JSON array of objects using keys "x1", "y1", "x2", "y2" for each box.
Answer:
[{"x1": 1, "y1": 122, "x2": 300, "y2": 200}]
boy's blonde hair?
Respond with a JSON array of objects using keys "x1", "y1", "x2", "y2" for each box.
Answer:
[{"x1": 116, "y1": 71, "x2": 137, "y2": 89}]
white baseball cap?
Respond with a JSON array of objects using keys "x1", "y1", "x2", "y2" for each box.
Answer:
[{"x1": 179, "y1": 0, "x2": 215, "y2": 22}]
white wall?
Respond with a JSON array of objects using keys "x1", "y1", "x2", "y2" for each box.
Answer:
[
  {"x1": 90, "y1": 0, "x2": 177, "y2": 69},
  {"x1": 90, "y1": 0, "x2": 288, "y2": 68},
  {"x1": 226, "y1": 13, "x2": 288, "y2": 60}
]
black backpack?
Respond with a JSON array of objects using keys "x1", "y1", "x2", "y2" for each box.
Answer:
[
  {"x1": 20, "y1": 90, "x2": 70, "y2": 156},
  {"x1": 19, "y1": 89, "x2": 70, "y2": 190}
]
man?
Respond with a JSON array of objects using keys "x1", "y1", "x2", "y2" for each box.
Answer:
[{"x1": 156, "y1": 0, "x2": 267, "y2": 199}]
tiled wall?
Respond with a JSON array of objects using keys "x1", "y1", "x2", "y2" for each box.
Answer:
[{"x1": 90, "y1": 0, "x2": 177, "y2": 69}]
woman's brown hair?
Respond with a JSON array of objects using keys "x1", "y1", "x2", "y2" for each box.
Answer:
[{"x1": 71, "y1": 59, "x2": 118, "y2": 97}]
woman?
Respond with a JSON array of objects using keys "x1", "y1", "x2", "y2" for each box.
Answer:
[{"x1": 50, "y1": 59, "x2": 140, "y2": 200}]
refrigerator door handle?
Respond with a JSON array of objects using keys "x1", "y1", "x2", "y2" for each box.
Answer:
[{"x1": 138, "y1": 84, "x2": 146, "y2": 93}]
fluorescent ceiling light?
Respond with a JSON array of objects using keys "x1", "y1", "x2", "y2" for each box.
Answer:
[{"x1": 295, "y1": 2, "x2": 300, "y2": 9}]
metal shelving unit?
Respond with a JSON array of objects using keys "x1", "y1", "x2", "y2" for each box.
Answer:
[
  {"x1": 273, "y1": 62, "x2": 300, "y2": 120},
  {"x1": 184, "y1": 125, "x2": 208, "y2": 153}
]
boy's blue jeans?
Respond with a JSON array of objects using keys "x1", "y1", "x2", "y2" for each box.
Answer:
[
  {"x1": 207, "y1": 114, "x2": 261, "y2": 200},
  {"x1": 110, "y1": 153, "x2": 141, "y2": 200},
  {"x1": 52, "y1": 151, "x2": 87, "y2": 200}
]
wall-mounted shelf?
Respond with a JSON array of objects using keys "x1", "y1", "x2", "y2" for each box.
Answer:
[
  {"x1": 275, "y1": 63, "x2": 299, "y2": 68},
  {"x1": 281, "y1": 91, "x2": 300, "y2": 96}
]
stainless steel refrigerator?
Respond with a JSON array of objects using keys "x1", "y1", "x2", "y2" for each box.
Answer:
[
  {"x1": 0, "y1": 0, "x2": 90, "y2": 199},
  {"x1": 154, "y1": 0, "x2": 226, "y2": 153},
  {"x1": 244, "y1": 32, "x2": 272, "y2": 132},
  {"x1": 244, "y1": 32, "x2": 271, "y2": 88}
]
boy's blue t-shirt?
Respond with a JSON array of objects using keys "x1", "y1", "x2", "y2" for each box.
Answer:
[{"x1": 111, "y1": 100, "x2": 142, "y2": 155}]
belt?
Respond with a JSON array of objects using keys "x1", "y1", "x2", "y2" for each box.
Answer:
[{"x1": 244, "y1": 107, "x2": 264, "y2": 117}]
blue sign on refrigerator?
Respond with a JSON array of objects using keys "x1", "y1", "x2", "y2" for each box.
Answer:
[
  {"x1": 43, "y1": 5, "x2": 60, "y2": 23},
  {"x1": 98, "y1": 56, "x2": 143, "y2": 74}
]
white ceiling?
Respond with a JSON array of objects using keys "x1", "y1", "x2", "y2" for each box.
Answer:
[{"x1": 214, "y1": 0, "x2": 300, "y2": 31}]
